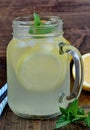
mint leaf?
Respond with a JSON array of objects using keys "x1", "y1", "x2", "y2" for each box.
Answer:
[
  {"x1": 33, "y1": 13, "x2": 41, "y2": 26},
  {"x1": 56, "y1": 115, "x2": 71, "y2": 129},
  {"x1": 85, "y1": 112, "x2": 90, "y2": 127},
  {"x1": 29, "y1": 13, "x2": 55, "y2": 35},
  {"x1": 29, "y1": 27, "x2": 54, "y2": 35},
  {"x1": 59, "y1": 107, "x2": 73, "y2": 120},
  {"x1": 67, "y1": 99, "x2": 78, "y2": 117},
  {"x1": 59, "y1": 107, "x2": 68, "y2": 115},
  {"x1": 77, "y1": 107, "x2": 85, "y2": 115},
  {"x1": 72, "y1": 115, "x2": 86, "y2": 122},
  {"x1": 60, "y1": 99, "x2": 78, "y2": 116}
]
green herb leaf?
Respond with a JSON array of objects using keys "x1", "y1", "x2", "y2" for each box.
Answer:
[
  {"x1": 85, "y1": 112, "x2": 90, "y2": 127},
  {"x1": 33, "y1": 13, "x2": 41, "y2": 26},
  {"x1": 59, "y1": 107, "x2": 68, "y2": 115},
  {"x1": 29, "y1": 26, "x2": 55, "y2": 35},
  {"x1": 67, "y1": 99, "x2": 78, "y2": 117},
  {"x1": 59, "y1": 107, "x2": 73, "y2": 120},
  {"x1": 72, "y1": 115, "x2": 86, "y2": 122},
  {"x1": 29, "y1": 13, "x2": 55, "y2": 35},
  {"x1": 77, "y1": 107, "x2": 85, "y2": 115},
  {"x1": 56, "y1": 115, "x2": 71, "y2": 129}
]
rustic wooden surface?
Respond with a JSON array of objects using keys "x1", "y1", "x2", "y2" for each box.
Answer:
[{"x1": 0, "y1": 0, "x2": 90, "y2": 129}]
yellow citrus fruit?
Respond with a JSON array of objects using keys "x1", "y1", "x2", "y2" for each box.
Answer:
[
  {"x1": 16, "y1": 51, "x2": 67, "y2": 92},
  {"x1": 72, "y1": 53, "x2": 90, "y2": 91}
]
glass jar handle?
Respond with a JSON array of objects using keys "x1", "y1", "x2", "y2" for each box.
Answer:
[{"x1": 59, "y1": 42, "x2": 83, "y2": 101}]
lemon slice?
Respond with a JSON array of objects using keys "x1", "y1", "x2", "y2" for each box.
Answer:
[
  {"x1": 16, "y1": 51, "x2": 67, "y2": 92},
  {"x1": 72, "y1": 53, "x2": 90, "y2": 91}
]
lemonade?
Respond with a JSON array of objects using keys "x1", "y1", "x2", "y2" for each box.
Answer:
[{"x1": 7, "y1": 35, "x2": 70, "y2": 116}]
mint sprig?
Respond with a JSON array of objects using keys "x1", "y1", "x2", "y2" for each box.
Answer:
[
  {"x1": 29, "y1": 13, "x2": 55, "y2": 35},
  {"x1": 55, "y1": 99, "x2": 90, "y2": 129}
]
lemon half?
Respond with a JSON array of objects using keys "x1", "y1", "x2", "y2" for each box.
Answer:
[{"x1": 72, "y1": 53, "x2": 90, "y2": 91}]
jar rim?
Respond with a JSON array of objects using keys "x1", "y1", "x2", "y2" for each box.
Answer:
[
  {"x1": 12, "y1": 15, "x2": 64, "y2": 37},
  {"x1": 13, "y1": 15, "x2": 63, "y2": 27}
]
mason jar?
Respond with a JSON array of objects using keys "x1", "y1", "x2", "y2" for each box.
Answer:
[{"x1": 7, "y1": 15, "x2": 83, "y2": 118}]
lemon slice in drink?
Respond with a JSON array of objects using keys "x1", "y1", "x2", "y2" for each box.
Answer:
[
  {"x1": 16, "y1": 51, "x2": 67, "y2": 92},
  {"x1": 72, "y1": 53, "x2": 90, "y2": 91}
]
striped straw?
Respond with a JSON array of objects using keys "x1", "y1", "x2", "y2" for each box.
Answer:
[
  {"x1": 0, "y1": 83, "x2": 7, "y2": 97},
  {"x1": 0, "y1": 83, "x2": 8, "y2": 116},
  {"x1": 0, "y1": 96, "x2": 8, "y2": 116}
]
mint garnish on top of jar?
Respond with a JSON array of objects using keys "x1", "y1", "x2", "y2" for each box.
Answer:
[{"x1": 29, "y1": 13, "x2": 55, "y2": 34}]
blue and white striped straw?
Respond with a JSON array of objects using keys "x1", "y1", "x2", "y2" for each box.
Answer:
[
  {"x1": 0, "y1": 83, "x2": 8, "y2": 116},
  {"x1": 0, "y1": 83, "x2": 7, "y2": 97},
  {"x1": 0, "y1": 96, "x2": 8, "y2": 116}
]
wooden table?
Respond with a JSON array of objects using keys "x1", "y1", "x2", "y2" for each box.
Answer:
[{"x1": 0, "y1": 0, "x2": 90, "y2": 129}]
